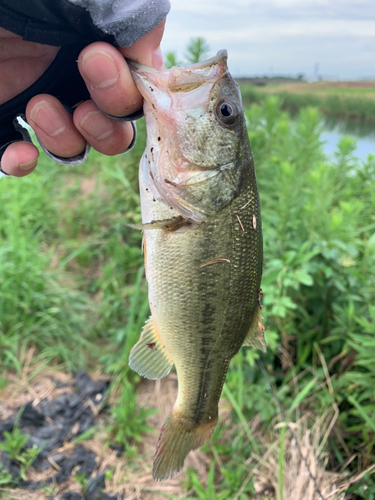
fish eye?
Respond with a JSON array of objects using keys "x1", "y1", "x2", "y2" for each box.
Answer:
[{"x1": 214, "y1": 98, "x2": 240, "y2": 126}]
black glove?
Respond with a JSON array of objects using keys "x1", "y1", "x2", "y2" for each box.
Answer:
[{"x1": 0, "y1": 0, "x2": 170, "y2": 168}]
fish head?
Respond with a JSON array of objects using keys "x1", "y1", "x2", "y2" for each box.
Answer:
[{"x1": 130, "y1": 51, "x2": 249, "y2": 222}]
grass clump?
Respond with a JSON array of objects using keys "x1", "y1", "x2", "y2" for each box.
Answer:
[
  {"x1": 107, "y1": 379, "x2": 157, "y2": 457},
  {"x1": 0, "y1": 407, "x2": 43, "y2": 485},
  {"x1": 0, "y1": 120, "x2": 147, "y2": 372},
  {"x1": 0, "y1": 162, "x2": 93, "y2": 371}
]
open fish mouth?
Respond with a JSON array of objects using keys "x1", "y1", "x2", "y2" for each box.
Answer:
[
  {"x1": 128, "y1": 49, "x2": 227, "y2": 73},
  {"x1": 127, "y1": 50, "x2": 228, "y2": 102}
]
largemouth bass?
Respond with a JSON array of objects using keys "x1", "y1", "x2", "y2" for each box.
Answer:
[{"x1": 128, "y1": 50, "x2": 264, "y2": 481}]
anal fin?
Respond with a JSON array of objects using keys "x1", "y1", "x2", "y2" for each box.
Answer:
[
  {"x1": 129, "y1": 317, "x2": 173, "y2": 380},
  {"x1": 242, "y1": 308, "x2": 266, "y2": 353}
]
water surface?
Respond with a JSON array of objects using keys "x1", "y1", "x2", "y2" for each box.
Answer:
[{"x1": 322, "y1": 117, "x2": 375, "y2": 159}]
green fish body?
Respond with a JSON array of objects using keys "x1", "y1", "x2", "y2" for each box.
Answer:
[{"x1": 129, "y1": 51, "x2": 264, "y2": 480}]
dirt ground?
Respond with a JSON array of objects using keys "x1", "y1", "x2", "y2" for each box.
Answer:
[
  {"x1": 0, "y1": 360, "x2": 215, "y2": 500},
  {"x1": 0, "y1": 356, "x2": 369, "y2": 500}
]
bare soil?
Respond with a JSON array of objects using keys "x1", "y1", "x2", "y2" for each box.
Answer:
[{"x1": 0, "y1": 352, "x2": 368, "y2": 500}]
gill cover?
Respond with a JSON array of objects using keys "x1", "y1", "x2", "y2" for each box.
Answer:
[{"x1": 130, "y1": 51, "x2": 249, "y2": 222}]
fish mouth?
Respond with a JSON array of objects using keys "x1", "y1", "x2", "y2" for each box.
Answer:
[{"x1": 128, "y1": 50, "x2": 228, "y2": 102}]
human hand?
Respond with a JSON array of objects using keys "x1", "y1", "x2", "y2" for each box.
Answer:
[{"x1": 0, "y1": 19, "x2": 165, "y2": 177}]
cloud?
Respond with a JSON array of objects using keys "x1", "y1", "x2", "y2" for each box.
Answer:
[{"x1": 162, "y1": 0, "x2": 375, "y2": 78}]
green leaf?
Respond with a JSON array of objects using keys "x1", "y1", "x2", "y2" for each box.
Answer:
[
  {"x1": 289, "y1": 378, "x2": 317, "y2": 414},
  {"x1": 347, "y1": 396, "x2": 375, "y2": 433},
  {"x1": 295, "y1": 270, "x2": 313, "y2": 286}
]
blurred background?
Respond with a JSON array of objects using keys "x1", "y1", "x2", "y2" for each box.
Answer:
[{"x1": 0, "y1": 1, "x2": 375, "y2": 499}]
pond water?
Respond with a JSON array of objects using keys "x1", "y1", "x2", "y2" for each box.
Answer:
[{"x1": 321, "y1": 117, "x2": 375, "y2": 160}]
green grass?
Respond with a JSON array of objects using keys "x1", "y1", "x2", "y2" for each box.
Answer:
[
  {"x1": 1, "y1": 103, "x2": 375, "y2": 498},
  {"x1": 0, "y1": 119, "x2": 147, "y2": 372},
  {"x1": 322, "y1": 87, "x2": 375, "y2": 94},
  {"x1": 0, "y1": 163, "x2": 94, "y2": 371}
]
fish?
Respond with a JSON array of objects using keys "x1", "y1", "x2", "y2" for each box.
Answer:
[{"x1": 128, "y1": 50, "x2": 265, "y2": 481}]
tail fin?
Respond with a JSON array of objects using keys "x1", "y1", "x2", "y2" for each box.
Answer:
[{"x1": 152, "y1": 411, "x2": 217, "y2": 481}]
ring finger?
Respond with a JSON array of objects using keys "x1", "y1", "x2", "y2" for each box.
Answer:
[
  {"x1": 26, "y1": 94, "x2": 87, "y2": 158},
  {"x1": 73, "y1": 100, "x2": 135, "y2": 156}
]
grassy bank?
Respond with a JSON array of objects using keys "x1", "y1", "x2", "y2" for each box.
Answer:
[
  {"x1": 1, "y1": 99, "x2": 375, "y2": 498},
  {"x1": 239, "y1": 81, "x2": 375, "y2": 122}
]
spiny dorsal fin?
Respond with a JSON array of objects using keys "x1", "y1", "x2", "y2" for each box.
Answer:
[
  {"x1": 242, "y1": 308, "x2": 266, "y2": 353},
  {"x1": 129, "y1": 317, "x2": 173, "y2": 380}
]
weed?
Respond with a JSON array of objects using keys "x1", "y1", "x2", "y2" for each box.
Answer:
[
  {"x1": 75, "y1": 471, "x2": 89, "y2": 495},
  {"x1": 238, "y1": 97, "x2": 375, "y2": 486},
  {"x1": 0, "y1": 408, "x2": 44, "y2": 482},
  {"x1": 184, "y1": 37, "x2": 211, "y2": 64},
  {"x1": 0, "y1": 162, "x2": 96, "y2": 371},
  {"x1": 0, "y1": 428, "x2": 29, "y2": 461},
  {"x1": 17, "y1": 445, "x2": 43, "y2": 481},
  {"x1": 99, "y1": 266, "x2": 149, "y2": 377},
  {"x1": 0, "y1": 464, "x2": 12, "y2": 486},
  {"x1": 345, "y1": 472, "x2": 375, "y2": 500},
  {"x1": 106, "y1": 379, "x2": 157, "y2": 456},
  {"x1": 184, "y1": 465, "x2": 230, "y2": 500},
  {"x1": 0, "y1": 408, "x2": 28, "y2": 461}
]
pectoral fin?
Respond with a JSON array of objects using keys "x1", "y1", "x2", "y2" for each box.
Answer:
[
  {"x1": 243, "y1": 308, "x2": 266, "y2": 353},
  {"x1": 128, "y1": 216, "x2": 188, "y2": 231},
  {"x1": 129, "y1": 317, "x2": 173, "y2": 380},
  {"x1": 175, "y1": 162, "x2": 241, "y2": 216}
]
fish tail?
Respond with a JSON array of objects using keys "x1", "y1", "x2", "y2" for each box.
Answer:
[{"x1": 152, "y1": 411, "x2": 217, "y2": 481}]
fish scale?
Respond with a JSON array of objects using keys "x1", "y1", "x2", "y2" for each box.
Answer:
[{"x1": 128, "y1": 50, "x2": 264, "y2": 480}]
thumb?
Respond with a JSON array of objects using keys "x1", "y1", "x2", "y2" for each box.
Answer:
[{"x1": 119, "y1": 18, "x2": 166, "y2": 70}]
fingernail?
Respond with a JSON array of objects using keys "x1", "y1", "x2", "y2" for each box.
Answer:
[
  {"x1": 82, "y1": 50, "x2": 119, "y2": 89},
  {"x1": 30, "y1": 101, "x2": 67, "y2": 137},
  {"x1": 80, "y1": 111, "x2": 114, "y2": 140},
  {"x1": 152, "y1": 46, "x2": 165, "y2": 70},
  {"x1": 19, "y1": 159, "x2": 38, "y2": 171}
]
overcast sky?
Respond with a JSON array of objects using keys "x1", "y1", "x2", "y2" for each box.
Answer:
[{"x1": 160, "y1": 0, "x2": 375, "y2": 80}]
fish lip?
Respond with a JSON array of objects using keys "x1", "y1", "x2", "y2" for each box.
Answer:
[
  {"x1": 127, "y1": 49, "x2": 228, "y2": 77},
  {"x1": 127, "y1": 59, "x2": 160, "y2": 97},
  {"x1": 127, "y1": 58, "x2": 159, "y2": 75},
  {"x1": 181, "y1": 49, "x2": 228, "y2": 71}
]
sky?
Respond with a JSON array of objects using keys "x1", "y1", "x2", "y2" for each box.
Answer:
[{"x1": 160, "y1": 0, "x2": 375, "y2": 80}]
